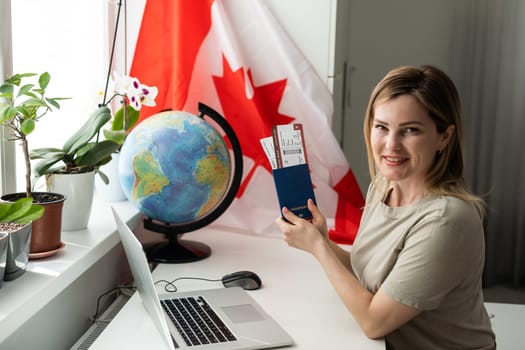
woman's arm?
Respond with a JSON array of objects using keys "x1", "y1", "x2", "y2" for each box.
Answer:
[{"x1": 275, "y1": 201, "x2": 421, "y2": 339}]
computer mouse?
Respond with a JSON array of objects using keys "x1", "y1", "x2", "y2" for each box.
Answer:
[{"x1": 221, "y1": 270, "x2": 262, "y2": 290}]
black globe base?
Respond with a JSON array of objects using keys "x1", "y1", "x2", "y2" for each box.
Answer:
[
  {"x1": 146, "y1": 237, "x2": 211, "y2": 264},
  {"x1": 143, "y1": 217, "x2": 211, "y2": 263}
]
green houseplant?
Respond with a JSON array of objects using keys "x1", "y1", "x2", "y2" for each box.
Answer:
[
  {"x1": 29, "y1": 104, "x2": 120, "y2": 231},
  {"x1": 0, "y1": 72, "x2": 66, "y2": 198},
  {"x1": 0, "y1": 198, "x2": 44, "y2": 281},
  {"x1": 29, "y1": 105, "x2": 119, "y2": 180},
  {"x1": 0, "y1": 72, "x2": 67, "y2": 255}
]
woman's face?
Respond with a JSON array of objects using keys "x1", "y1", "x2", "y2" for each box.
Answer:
[{"x1": 370, "y1": 94, "x2": 452, "y2": 189}]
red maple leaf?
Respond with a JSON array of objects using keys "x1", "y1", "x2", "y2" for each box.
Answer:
[{"x1": 213, "y1": 55, "x2": 294, "y2": 197}]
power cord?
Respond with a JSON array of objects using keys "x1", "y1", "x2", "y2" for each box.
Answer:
[
  {"x1": 91, "y1": 285, "x2": 136, "y2": 325},
  {"x1": 155, "y1": 276, "x2": 222, "y2": 293}
]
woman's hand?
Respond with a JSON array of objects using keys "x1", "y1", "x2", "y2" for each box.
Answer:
[
  {"x1": 307, "y1": 199, "x2": 328, "y2": 239},
  {"x1": 274, "y1": 199, "x2": 328, "y2": 255}
]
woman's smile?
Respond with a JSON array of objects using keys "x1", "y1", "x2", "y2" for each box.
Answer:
[{"x1": 371, "y1": 94, "x2": 445, "y2": 187}]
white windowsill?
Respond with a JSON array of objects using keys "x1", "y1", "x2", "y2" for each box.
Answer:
[{"x1": 0, "y1": 197, "x2": 139, "y2": 345}]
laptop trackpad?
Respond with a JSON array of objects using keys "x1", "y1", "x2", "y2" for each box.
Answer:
[{"x1": 221, "y1": 304, "x2": 265, "y2": 323}]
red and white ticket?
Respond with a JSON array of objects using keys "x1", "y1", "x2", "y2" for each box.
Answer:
[{"x1": 271, "y1": 123, "x2": 308, "y2": 168}]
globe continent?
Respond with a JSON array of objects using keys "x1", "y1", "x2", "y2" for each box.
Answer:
[{"x1": 119, "y1": 110, "x2": 231, "y2": 224}]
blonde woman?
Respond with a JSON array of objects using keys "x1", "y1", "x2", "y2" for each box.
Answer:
[{"x1": 276, "y1": 65, "x2": 496, "y2": 349}]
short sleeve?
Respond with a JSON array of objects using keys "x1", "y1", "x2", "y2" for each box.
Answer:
[{"x1": 380, "y1": 210, "x2": 483, "y2": 310}]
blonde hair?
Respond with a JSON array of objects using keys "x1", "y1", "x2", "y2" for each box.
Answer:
[{"x1": 363, "y1": 65, "x2": 485, "y2": 216}]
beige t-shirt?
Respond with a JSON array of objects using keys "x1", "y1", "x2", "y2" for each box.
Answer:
[{"x1": 351, "y1": 184, "x2": 496, "y2": 350}]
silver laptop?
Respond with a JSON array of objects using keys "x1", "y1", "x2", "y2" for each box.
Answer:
[{"x1": 111, "y1": 208, "x2": 293, "y2": 350}]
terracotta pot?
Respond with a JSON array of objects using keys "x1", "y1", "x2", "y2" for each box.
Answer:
[{"x1": 1, "y1": 192, "x2": 65, "y2": 255}]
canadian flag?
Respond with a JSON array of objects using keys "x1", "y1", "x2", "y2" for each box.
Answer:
[{"x1": 130, "y1": 0, "x2": 364, "y2": 243}]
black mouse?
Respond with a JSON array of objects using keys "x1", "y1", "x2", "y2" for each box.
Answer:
[{"x1": 221, "y1": 270, "x2": 262, "y2": 290}]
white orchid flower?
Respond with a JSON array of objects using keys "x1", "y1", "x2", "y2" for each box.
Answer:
[{"x1": 127, "y1": 77, "x2": 158, "y2": 111}]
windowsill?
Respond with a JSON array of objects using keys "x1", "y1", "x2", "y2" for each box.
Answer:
[{"x1": 0, "y1": 196, "x2": 139, "y2": 344}]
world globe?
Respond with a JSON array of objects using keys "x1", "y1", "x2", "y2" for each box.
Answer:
[{"x1": 118, "y1": 104, "x2": 243, "y2": 263}]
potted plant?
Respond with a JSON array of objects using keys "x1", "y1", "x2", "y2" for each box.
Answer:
[
  {"x1": 0, "y1": 72, "x2": 68, "y2": 256},
  {"x1": 29, "y1": 104, "x2": 120, "y2": 231},
  {"x1": 0, "y1": 198, "x2": 44, "y2": 282}
]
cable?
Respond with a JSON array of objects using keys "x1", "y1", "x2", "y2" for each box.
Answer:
[
  {"x1": 155, "y1": 276, "x2": 222, "y2": 293},
  {"x1": 91, "y1": 285, "x2": 136, "y2": 324}
]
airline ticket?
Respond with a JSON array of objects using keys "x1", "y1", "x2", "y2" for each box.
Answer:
[{"x1": 271, "y1": 123, "x2": 308, "y2": 168}]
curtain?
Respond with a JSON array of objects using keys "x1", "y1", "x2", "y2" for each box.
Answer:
[{"x1": 450, "y1": 0, "x2": 525, "y2": 287}]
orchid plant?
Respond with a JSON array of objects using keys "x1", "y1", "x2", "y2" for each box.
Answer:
[
  {"x1": 30, "y1": 0, "x2": 156, "y2": 184},
  {"x1": 102, "y1": 74, "x2": 158, "y2": 148}
]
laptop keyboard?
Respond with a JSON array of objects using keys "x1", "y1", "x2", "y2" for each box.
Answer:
[{"x1": 161, "y1": 296, "x2": 237, "y2": 347}]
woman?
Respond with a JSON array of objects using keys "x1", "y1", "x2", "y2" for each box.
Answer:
[{"x1": 275, "y1": 65, "x2": 496, "y2": 349}]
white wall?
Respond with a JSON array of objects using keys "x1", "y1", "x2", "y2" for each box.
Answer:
[
  {"x1": 265, "y1": 0, "x2": 337, "y2": 91},
  {"x1": 336, "y1": 0, "x2": 463, "y2": 191}
]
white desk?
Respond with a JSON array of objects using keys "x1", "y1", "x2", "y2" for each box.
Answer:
[
  {"x1": 484, "y1": 302, "x2": 525, "y2": 350},
  {"x1": 91, "y1": 226, "x2": 385, "y2": 349}
]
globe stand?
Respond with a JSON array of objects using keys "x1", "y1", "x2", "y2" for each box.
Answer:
[
  {"x1": 143, "y1": 218, "x2": 211, "y2": 263},
  {"x1": 123, "y1": 103, "x2": 244, "y2": 264}
]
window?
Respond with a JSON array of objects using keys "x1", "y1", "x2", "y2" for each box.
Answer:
[{"x1": 5, "y1": 0, "x2": 110, "y2": 193}]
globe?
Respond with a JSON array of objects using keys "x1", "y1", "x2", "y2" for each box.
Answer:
[{"x1": 118, "y1": 104, "x2": 243, "y2": 263}]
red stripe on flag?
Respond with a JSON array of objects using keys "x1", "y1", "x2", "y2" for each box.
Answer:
[
  {"x1": 130, "y1": 0, "x2": 214, "y2": 122},
  {"x1": 328, "y1": 170, "x2": 365, "y2": 244}
]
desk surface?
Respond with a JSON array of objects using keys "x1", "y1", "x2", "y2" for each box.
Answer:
[{"x1": 91, "y1": 225, "x2": 385, "y2": 349}]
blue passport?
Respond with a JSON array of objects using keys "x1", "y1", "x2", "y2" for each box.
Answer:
[{"x1": 272, "y1": 163, "x2": 317, "y2": 220}]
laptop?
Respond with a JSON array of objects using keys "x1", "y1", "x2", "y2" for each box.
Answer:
[{"x1": 111, "y1": 208, "x2": 293, "y2": 350}]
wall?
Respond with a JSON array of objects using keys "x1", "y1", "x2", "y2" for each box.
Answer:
[{"x1": 334, "y1": 0, "x2": 462, "y2": 192}]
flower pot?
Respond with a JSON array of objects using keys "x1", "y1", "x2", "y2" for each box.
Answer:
[
  {"x1": 95, "y1": 153, "x2": 126, "y2": 202},
  {"x1": 1, "y1": 192, "x2": 65, "y2": 256},
  {"x1": 46, "y1": 171, "x2": 95, "y2": 231},
  {"x1": 0, "y1": 233, "x2": 8, "y2": 287},
  {"x1": 1, "y1": 223, "x2": 31, "y2": 281}
]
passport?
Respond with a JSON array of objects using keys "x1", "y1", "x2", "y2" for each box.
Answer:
[{"x1": 272, "y1": 163, "x2": 316, "y2": 220}]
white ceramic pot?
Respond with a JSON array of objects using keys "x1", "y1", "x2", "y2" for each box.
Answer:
[
  {"x1": 95, "y1": 153, "x2": 126, "y2": 202},
  {"x1": 47, "y1": 171, "x2": 95, "y2": 231}
]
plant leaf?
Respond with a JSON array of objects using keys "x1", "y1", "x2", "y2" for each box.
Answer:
[
  {"x1": 0, "y1": 202, "x2": 11, "y2": 218},
  {"x1": 112, "y1": 105, "x2": 140, "y2": 131},
  {"x1": 75, "y1": 140, "x2": 119, "y2": 167},
  {"x1": 45, "y1": 98, "x2": 60, "y2": 109},
  {"x1": 17, "y1": 84, "x2": 35, "y2": 98},
  {"x1": 103, "y1": 129, "x2": 126, "y2": 145},
  {"x1": 62, "y1": 106, "x2": 112, "y2": 154},
  {"x1": 30, "y1": 148, "x2": 65, "y2": 159},
  {"x1": 39, "y1": 72, "x2": 51, "y2": 90},
  {"x1": 21, "y1": 97, "x2": 48, "y2": 109},
  {"x1": 0, "y1": 83, "x2": 14, "y2": 97},
  {"x1": 0, "y1": 106, "x2": 19, "y2": 122},
  {"x1": 12, "y1": 204, "x2": 44, "y2": 224},
  {"x1": 1, "y1": 197, "x2": 32, "y2": 222},
  {"x1": 21, "y1": 119, "x2": 35, "y2": 135},
  {"x1": 96, "y1": 169, "x2": 110, "y2": 185},
  {"x1": 32, "y1": 154, "x2": 65, "y2": 177}
]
